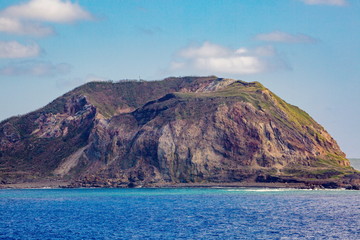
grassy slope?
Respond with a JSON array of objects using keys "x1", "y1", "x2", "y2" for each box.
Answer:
[{"x1": 60, "y1": 76, "x2": 219, "y2": 118}]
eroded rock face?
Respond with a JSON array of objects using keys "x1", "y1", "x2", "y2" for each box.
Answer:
[
  {"x1": 31, "y1": 95, "x2": 96, "y2": 139},
  {"x1": 2, "y1": 123, "x2": 21, "y2": 143},
  {"x1": 0, "y1": 95, "x2": 96, "y2": 183},
  {"x1": 71, "y1": 93, "x2": 350, "y2": 187},
  {"x1": 0, "y1": 77, "x2": 358, "y2": 188},
  {"x1": 0, "y1": 123, "x2": 21, "y2": 152}
]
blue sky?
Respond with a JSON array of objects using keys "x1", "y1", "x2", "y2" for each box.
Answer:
[{"x1": 0, "y1": 0, "x2": 359, "y2": 157}]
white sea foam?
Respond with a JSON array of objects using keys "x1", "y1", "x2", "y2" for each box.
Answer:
[
  {"x1": 225, "y1": 188, "x2": 347, "y2": 192},
  {"x1": 225, "y1": 188, "x2": 299, "y2": 192}
]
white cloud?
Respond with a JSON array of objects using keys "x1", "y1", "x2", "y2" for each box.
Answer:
[
  {"x1": 1, "y1": 0, "x2": 93, "y2": 23},
  {"x1": 255, "y1": 31, "x2": 317, "y2": 43},
  {"x1": 193, "y1": 55, "x2": 265, "y2": 75},
  {"x1": 0, "y1": 17, "x2": 53, "y2": 36},
  {"x1": 0, "y1": 0, "x2": 93, "y2": 36},
  {"x1": 299, "y1": 0, "x2": 348, "y2": 6},
  {"x1": 253, "y1": 45, "x2": 277, "y2": 56},
  {"x1": 179, "y1": 42, "x2": 230, "y2": 58},
  {"x1": 170, "y1": 42, "x2": 287, "y2": 75},
  {"x1": 0, "y1": 41, "x2": 40, "y2": 58},
  {"x1": 0, "y1": 61, "x2": 71, "y2": 76}
]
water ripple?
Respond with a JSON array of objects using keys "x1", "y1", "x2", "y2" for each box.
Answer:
[{"x1": 0, "y1": 188, "x2": 359, "y2": 239}]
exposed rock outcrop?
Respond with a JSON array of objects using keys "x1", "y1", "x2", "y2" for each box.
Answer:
[{"x1": 0, "y1": 77, "x2": 358, "y2": 189}]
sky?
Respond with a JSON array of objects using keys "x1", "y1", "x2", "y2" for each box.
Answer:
[{"x1": 0, "y1": 0, "x2": 359, "y2": 157}]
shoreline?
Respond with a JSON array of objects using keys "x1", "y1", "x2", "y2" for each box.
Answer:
[
  {"x1": 1, "y1": 180, "x2": 357, "y2": 190},
  {"x1": 0, "y1": 180, "x2": 71, "y2": 189}
]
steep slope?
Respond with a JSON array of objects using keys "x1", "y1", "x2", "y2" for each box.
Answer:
[
  {"x1": 0, "y1": 76, "x2": 233, "y2": 183},
  {"x1": 0, "y1": 77, "x2": 359, "y2": 189}
]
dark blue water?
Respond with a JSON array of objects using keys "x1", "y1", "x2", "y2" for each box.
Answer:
[{"x1": 1, "y1": 188, "x2": 359, "y2": 239}]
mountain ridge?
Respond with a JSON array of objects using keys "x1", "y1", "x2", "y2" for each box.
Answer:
[{"x1": 1, "y1": 76, "x2": 359, "y2": 189}]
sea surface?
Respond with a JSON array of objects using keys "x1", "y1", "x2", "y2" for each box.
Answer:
[{"x1": 0, "y1": 188, "x2": 359, "y2": 240}]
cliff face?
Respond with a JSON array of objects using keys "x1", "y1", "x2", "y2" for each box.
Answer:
[{"x1": 0, "y1": 77, "x2": 359, "y2": 189}]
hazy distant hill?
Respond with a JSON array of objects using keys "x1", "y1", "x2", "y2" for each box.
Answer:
[
  {"x1": 1, "y1": 76, "x2": 359, "y2": 189},
  {"x1": 349, "y1": 159, "x2": 360, "y2": 171}
]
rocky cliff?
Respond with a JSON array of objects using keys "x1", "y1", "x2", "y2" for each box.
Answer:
[{"x1": 0, "y1": 77, "x2": 359, "y2": 189}]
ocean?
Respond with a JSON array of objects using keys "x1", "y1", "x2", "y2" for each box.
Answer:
[{"x1": 1, "y1": 188, "x2": 359, "y2": 239}]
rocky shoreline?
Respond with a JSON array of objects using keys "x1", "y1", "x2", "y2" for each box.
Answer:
[
  {"x1": 0, "y1": 180, "x2": 70, "y2": 189},
  {"x1": 1, "y1": 180, "x2": 359, "y2": 190}
]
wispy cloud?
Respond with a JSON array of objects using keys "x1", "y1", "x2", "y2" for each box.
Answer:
[
  {"x1": 170, "y1": 42, "x2": 288, "y2": 75},
  {"x1": 255, "y1": 31, "x2": 317, "y2": 43},
  {"x1": 0, "y1": 61, "x2": 71, "y2": 77},
  {"x1": 0, "y1": 17, "x2": 53, "y2": 36},
  {"x1": 0, "y1": 41, "x2": 40, "y2": 58},
  {"x1": 0, "y1": 0, "x2": 94, "y2": 36},
  {"x1": 299, "y1": 0, "x2": 348, "y2": 6},
  {"x1": 136, "y1": 26, "x2": 163, "y2": 36}
]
